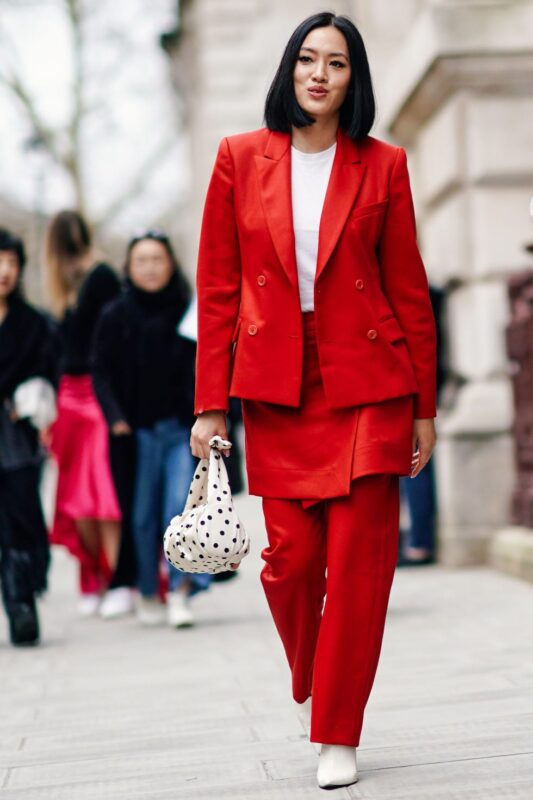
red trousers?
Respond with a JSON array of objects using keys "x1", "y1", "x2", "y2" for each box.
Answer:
[{"x1": 261, "y1": 474, "x2": 400, "y2": 746}]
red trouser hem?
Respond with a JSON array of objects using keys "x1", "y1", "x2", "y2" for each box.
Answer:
[{"x1": 261, "y1": 474, "x2": 400, "y2": 747}]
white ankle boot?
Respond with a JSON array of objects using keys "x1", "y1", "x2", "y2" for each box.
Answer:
[{"x1": 317, "y1": 744, "x2": 358, "y2": 789}]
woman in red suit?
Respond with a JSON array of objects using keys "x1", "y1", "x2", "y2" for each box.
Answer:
[{"x1": 191, "y1": 11, "x2": 437, "y2": 789}]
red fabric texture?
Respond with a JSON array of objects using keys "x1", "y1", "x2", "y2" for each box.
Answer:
[
  {"x1": 195, "y1": 127, "x2": 437, "y2": 419},
  {"x1": 242, "y1": 311, "x2": 413, "y2": 502},
  {"x1": 50, "y1": 375, "x2": 120, "y2": 594},
  {"x1": 261, "y1": 474, "x2": 400, "y2": 747}
]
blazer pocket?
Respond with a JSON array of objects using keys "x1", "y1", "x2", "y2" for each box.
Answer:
[
  {"x1": 379, "y1": 315, "x2": 405, "y2": 343},
  {"x1": 349, "y1": 199, "x2": 388, "y2": 221}
]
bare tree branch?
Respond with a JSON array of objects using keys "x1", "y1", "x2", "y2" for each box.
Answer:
[
  {"x1": 0, "y1": 9, "x2": 71, "y2": 172},
  {"x1": 1, "y1": 0, "x2": 181, "y2": 228},
  {"x1": 95, "y1": 136, "x2": 177, "y2": 229},
  {"x1": 0, "y1": 71, "x2": 64, "y2": 163},
  {"x1": 63, "y1": 0, "x2": 86, "y2": 213}
]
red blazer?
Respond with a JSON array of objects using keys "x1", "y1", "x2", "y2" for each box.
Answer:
[{"x1": 195, "y1": 127, "x2": 437, "y2": 419}]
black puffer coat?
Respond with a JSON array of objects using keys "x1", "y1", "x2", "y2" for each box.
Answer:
[{"x1": 91, "y1": 273, "x2": 195, "y2": 430}]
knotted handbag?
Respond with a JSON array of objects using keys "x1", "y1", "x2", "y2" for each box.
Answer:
[{"x1": 164, "y1": 435, "x2": 249, "y2": 574}]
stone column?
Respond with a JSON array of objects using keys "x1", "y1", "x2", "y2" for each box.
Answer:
[{"x1": 373, "y1": 0, "x2": 533, "y2": 564}]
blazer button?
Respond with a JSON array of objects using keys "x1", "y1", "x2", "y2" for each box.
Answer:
[
  {"x1": 367, "y1": 329, "x2": 378, "y2": 340},
  {"x1": 248, "y1": 324, "x2": 258, "y2": 336},
  {"x1": 355, "y1": 279, "x2": 364, "y2": 290},
  {"x1": 257, "y1": 274, "x2": 266, "y2": 286}
]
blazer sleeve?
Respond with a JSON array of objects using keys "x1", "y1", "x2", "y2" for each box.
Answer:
[
  {"x1": 378, "y1": 147, "x2": 437, "y2": 419},
  {"x1": 194, "y1": 137, "x2": 242, "y2": 416},
  {"x1": 90, "y1": 309, "x2": 126, "y2": 428}
]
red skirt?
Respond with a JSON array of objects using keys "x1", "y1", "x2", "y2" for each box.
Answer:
[
  {"x1": 242, "y1": 311, "x2": 414, "y2": 505},
  {"x1": 50, "y1": 375, "x2": 120, "y2": 554}
]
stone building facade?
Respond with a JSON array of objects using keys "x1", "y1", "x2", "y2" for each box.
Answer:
[{"x1": 166, "y1": 0, "x2": 533, "y2": 571}]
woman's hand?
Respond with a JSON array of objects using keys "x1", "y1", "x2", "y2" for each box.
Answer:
[
  {"x1": 410, "y1": 418, "x2": 437, "y2": 478},
  {"x1": 190, "y1": 410, "x2": 230, "y2": 460},
  {"x1": 39, "y1": 426, "x2": 52, "y2": 450},
  {"x1": 111, "y1": 420, "x2": 132, "y2": 436},
  {"x1": 191, "y1": 411, "x2": 237, "y2": 569}
]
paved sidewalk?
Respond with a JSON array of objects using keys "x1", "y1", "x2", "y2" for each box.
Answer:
[{"x1": 1, "y1": 494, "x2": 533, "y2": 799}]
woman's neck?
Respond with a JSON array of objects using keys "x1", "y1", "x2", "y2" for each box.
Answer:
[{"x1": 291, "y1": 117, "x2": 339, "y2": 154}]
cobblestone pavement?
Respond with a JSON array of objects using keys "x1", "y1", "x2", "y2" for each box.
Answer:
[{"x1": 1, "y1": 494, "x2": 533, "y2": 799}]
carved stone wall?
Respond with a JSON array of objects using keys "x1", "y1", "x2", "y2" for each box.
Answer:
[{"x1": 359, "y1": 0, "x2": 533, "y2": 565}]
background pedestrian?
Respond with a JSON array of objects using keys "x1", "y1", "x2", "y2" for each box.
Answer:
[
  {"x1": 0, "y1": 228, "x2": 57, "y2": 645},
  {"x1": 44, "y1": 210, "x2": 122, "y2": 617},
  {"x1": 92, "y1": 230, "x2": 211, "y2": 628}
]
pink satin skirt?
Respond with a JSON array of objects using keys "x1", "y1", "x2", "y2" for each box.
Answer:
[{"x1": 50, "y1": 375, "x2": 120, "y2": 591}]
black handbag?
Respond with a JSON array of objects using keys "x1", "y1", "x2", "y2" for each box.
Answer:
[{"x1": 0, "y1": 402, "x2": 40, "y2": 471}]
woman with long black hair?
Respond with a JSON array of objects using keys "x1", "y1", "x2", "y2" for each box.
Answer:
[{"x1": 191, "y1": 12, "x2": 437, "y2": 789}]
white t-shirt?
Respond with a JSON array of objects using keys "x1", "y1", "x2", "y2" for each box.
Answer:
[{"x1": 291, "y1": 141, "x2": 337, "y2": 312}]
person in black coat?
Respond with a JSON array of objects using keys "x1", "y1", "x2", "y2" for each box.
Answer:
[
  {"x1": 0, "y1": 229, "x2": 58, "y2": 646},
  {"x1": 92, "y1": 230, "x2": 211, "y2": 628},
  {"x1": 398, "y1": 284, "x2": 446, "y2": 566}
]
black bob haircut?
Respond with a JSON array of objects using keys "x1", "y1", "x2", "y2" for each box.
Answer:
[
  {"x1": 264, "y1": 12, "x2": 375, "y2": 140},
  {"x1": 0, "y1": 228, "x2": 26, "y2": 271}
]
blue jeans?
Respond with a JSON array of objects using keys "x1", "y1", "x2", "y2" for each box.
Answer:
[
  {"x1": 132, "y1": 418, "x2": 211, "y2": 597},
  {"x1": 400, "y1": 458, "x2": 436, "y2": 552}
]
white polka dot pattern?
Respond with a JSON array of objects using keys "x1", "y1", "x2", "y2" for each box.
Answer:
[{"x1": 164, "y1": 435, "x2": 250, "y2": 574}]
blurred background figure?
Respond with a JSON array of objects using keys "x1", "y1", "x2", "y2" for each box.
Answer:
[
  {"x1": 96, "y1": 397, "x2": 138, "y2": 621},
  {"x1": 398, "y1": 285, "x2": 446, "y2": 566},
  {"x1": 92, "y1": 230, "x2": 210, "y2": 629},
  {"x1": 0, "y1": 228, "x2": 57, "y2": 646},
  {"x1": 44, "y1": 210, "x2": 122, "y2": 617}
]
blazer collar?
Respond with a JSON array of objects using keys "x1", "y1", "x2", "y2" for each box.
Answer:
[
  {"x1": 263, "y1": 127, "x2": 361, "y2": 164},
  {"x1": 257, "y1": 128, "x2": 366, "y2": 287}
]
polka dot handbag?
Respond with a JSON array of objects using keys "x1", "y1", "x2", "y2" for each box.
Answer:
[{"x1": 164, "y1": 435, "x2": 249, "y2": 574}]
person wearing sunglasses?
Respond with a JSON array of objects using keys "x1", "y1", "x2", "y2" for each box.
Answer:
[{"x1": 92, "y1": 230, "x2": 211, "y2": 628}]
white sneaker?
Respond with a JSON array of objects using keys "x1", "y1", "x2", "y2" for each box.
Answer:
[
  {"x1": 77, "y1": 593, "x2": 101, "y2": 617},
  {"x1": 166, "y1": 592, "x2": 194, "y2": 628},
  {"x1": 99, "y1": 588, "x2": 135, "y2": 619},
  {"x1": 317, "y1": 744, "x2": 358, "y2": 789},
  {"x1": 136, "y1": 596, "x2": 166, "y2": 626}
]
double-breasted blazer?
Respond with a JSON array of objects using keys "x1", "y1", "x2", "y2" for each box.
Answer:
[{"x1": 194, "y1": 126, "x2": 436, "y2": 420}]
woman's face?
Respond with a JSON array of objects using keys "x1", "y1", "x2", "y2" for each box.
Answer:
[
  {"x1": 128, "y1": 239, "x2": 174, "y2": 293},
  {"x1": 0, "y1": 251, "x2": 20, "y2": 301},
  {"x1": 293, "y1": 25, "x2": 351, "y2": 123}
]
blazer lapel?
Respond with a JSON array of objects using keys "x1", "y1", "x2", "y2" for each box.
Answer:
[
  {"x1": 255, "y1": 131, "x2": 298, "y2": 288},
  {"x1": 255, "y1": 129, "x2": 367, "y2": 287},
  {"x1": 315, "y1": 129, "x2": 366, "y2": 282}
]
